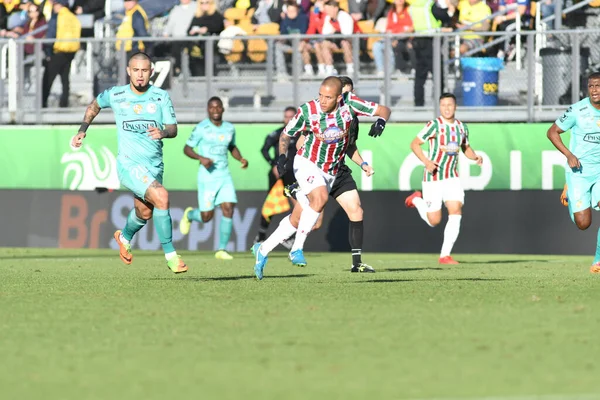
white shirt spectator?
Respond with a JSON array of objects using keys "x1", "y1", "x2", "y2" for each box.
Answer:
[{"x1": 321, "y1": 9, "x2": 354, "y2": 35}]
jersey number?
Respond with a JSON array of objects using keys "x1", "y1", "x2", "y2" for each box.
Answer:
[{"x1": 150, "y1": 61, "x2": 171, "y2": 88}]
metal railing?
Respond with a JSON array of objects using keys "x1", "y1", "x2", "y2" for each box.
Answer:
[{"x1": 0, "y1": 28, "x2": 598, "y2": 124}]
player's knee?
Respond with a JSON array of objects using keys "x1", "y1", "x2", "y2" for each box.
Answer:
[
  {"x1": 201, "y1": 211, "x2": 214, "y2": 223},
  {"x1": 428, "y1": 214, "x2": 442, "y2": 227},
  {"x1": 221, "y1": 204, "x2": 235, "y2": 218},
  {"x1": 135, "y1": 206, "x2": 153, "y2": 220},
  {"x1": 575, "y1": 219, "x2": 591, "y2": 230},
  {"x1": 153, "y1": 188, "x2": 169, "y2": 210},
  {"x1": 347, "y1": 206, "x2": 363, "y2": 221}
]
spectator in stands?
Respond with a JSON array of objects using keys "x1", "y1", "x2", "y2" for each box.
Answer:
[
  {"x1": 42, "y1": 0, "x2": 81, "y2": 108},
  {"x1": 73, "y1": 0, "x2": 106, "y2": 38},
  {"x1": 275, "y1": 1, "x2": 308, "y2": 79},
  {"x1": 138, "y1": 0, "x2": 178, "y2": 19},
  {"x1": 493, "y1": 0, "x2": 530, "y2": 59},
  {"x1": 300, "y1": 0, "x2": 325, "y2": 76},
  {"x1": 315, "y1": 0, "x2": 359, "y2": 76},
  {"x1": 0, "y1": 1, "x2": 45, "y2": 47},
  {"x1": 455, "y1": 0, "x2": 491, "y2": 55},
  {"x1": 372, "y1": 0, "x2": 415, "y2": 76},
  {"x1": 540, "y1": 0, "x2": 555, "y2": 30},
  {"x1": 187, "y1": 0, "x2": 224, "y2": 76},
  {"x1": 115, "y1": 0, "x2": 150, "y2": 58},
  {"x1": 252, "y1": 0, "x2": 284, "y2": 24},
  {"x1": 410, "y1": 0, "x2": 454, "y2": 106},
  {"x1": 163, "y1": 0, "x2": 197, "y2": 76}
]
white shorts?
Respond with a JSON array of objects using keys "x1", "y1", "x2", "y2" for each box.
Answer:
[
  {"x1": 293, "y1": 156, "x2": 336, "y2": 197},
  {"x1": 422, "y1": 178, "x2": 465, "y2": 211}
]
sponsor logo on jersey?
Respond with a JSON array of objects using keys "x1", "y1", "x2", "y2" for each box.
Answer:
[
  {"x1": 583, "y1": 132, "x2": 600, "y2": 144},
  {"x1": 316, "y1": 126, "x2": 346, "y2": 144},
  {"x1": 122, "y1": 119, "x2": 158, "y2": 133},
  {"x1": 147, "y1": 103, "x2": 157, "y2": 114}
]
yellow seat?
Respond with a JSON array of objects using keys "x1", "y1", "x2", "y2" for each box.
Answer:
[
  {"x1": 357, "y1": 20, "x2": 379, "y2": 60},
  {"x1": 247, "y1": 23, "x2": 280, "y2": 63}
]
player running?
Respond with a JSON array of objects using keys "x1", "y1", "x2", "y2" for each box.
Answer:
[
  {"x1": 70, "y1": 52, "x2": 187, "y2": 273},
  {"x1": 251, "y1": 76, "x2": 391, "y2": 280},
  {"x1": 547, "y1": 72, "x2": 600, "y2": 273},
  {"x1": 179, "y1": 96, "x2": 248, "y2": 260},
  {"x1": 253, "y1": 106, "x2": 299, "y2": 247},
  {"x1": 280, "y1": 76, "x2": 378, "y2": 273},
  {"x1": 405, "y1": 93, "x2": 483, "y2": 265}
]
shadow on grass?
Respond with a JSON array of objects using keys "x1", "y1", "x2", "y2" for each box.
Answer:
[
  {"x1": 0, "y1": 254, "x2": 119, "y2": 260},
  {"x1": 359, "y1": 277, "x2": 507, "y2": 283},
  {"x1": 149, "y1": 274, "x2": 315, "y2": 282},
  {"x1": 458, "y1": 260, "x2": 549, "y2": 264},
  {"x1": 384, "y1": 267, "x2": 444, "y2": 272}
]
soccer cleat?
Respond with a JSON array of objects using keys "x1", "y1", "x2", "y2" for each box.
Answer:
[
  {"x1": 114, "y1": 230, "x2": 133, "y2": 265},
  {"x1": 253, "y1": 232, "x2": 266, "y2": 245},
  {"x1": 180, "y1": 207, "x2": 193, "y2": 235},
  {"x1": 560, "y1": 184, "x2": 569, "y2": 207},
  {"x1": 215, "y1": 250, "x2": 234, "y2": 260},
  {"x1": 405, "y1": 191, "x2": 423, "y2": 208},
  {"x1": 289, "y1": 249, "x2": 307, "y2": 267},
  {"x1": 439, "y1": 256, "x2": 459, "y2": 265},
  {"x1": 284, "y1": 181, "x2": 300, "y2": 200},
  {"x1": 252, "y1": 243, "x2": 268, "y2": 280},
  {"x1": 590, "y1": 262, "x2": 600, "y2": 273},
  {"x1": 351, "y1": 263, "x2": 376, "y2": 273},
  {"x1": 167, "y1": 255, "x2": 188, "y2": 274}
]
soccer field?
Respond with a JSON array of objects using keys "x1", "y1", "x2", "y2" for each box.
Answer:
[{"x1": 1, "y1": 248, "x2": 599, "y2": 400}]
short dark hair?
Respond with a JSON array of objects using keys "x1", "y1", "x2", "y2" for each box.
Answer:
[
  {"x1": 324, "y1": 0, "x2": 339, "y2": 7},
  {"x1": 207, "y1": 96, "x2": 223, "y2": 106},
  {"x1": 588, "y1": 72, "x2": 600, "y2": 82},
  {"x1": 284, "y1": 106, "x2": 296, "y2": 113},
  {"x1": 285, "y1": 1, "x2": 298, "y2": 8},
  {"x1": 321, "y1": 76, "x2": 343, "y2": 95},
  {"x1": 128, "y1": 51, "x2": 151, "y2": 64},
  {"x1": 338, "y1": 75, "x2": 354, "y2": 90},
  {"x1": 439, "y1": 92, "x2": 457, "y2": 102}
]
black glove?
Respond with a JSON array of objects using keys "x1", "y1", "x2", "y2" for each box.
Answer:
[
  {"x1": 368, "y1": 118, "x2": 386, "y2": 138},
  {"x1": 276, "y1": 154, "x2": 287, "y2": 176}
]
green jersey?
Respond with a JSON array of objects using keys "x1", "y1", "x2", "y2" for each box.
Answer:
[
  {"x1": 186, "y1": 119, "x2": 236, "y2": 179},
  {"x1": 96, "y1": 84, "x2": 177, "y2": 169}
]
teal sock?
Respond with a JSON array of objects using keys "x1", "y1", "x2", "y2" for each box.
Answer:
[
  {"x1": 122, "y1": 209, "x2": 147, "y2": 241},
  {"x1": 219, "y1": 216, "x2": 233, "y2": 251},
  {"x1": 594, "y1": 228, "x2": 600, "y2": 265},
  {"x1": 153, "y1": 208, "x2": 176, "y2": 254},
  {"x1": 188, "y1": 208, "x2": 202, "y2": 222}
]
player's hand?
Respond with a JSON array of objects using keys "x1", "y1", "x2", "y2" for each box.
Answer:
[
  {"x1": 368, "y1": 118, "x2": 386, "y2": 137},
  {"x1": 147, "y1": 126, "x2": 165, "y2": 140},
  {"x1": 424, "y1": 160, "x2": 438, "y2": 174},
  {"x1": 362, "y1": 164, "x2": 375, "y2": 177},
  {"x1": 567, "y1": 154, "x2": 581, "y2": 171},
  {"x1": 276, "y1": 154, "x2": 287, "y2": 176},
  {"x1": 240, "y1": 158, "x2": 248, "y2": 169},
  {"x1": 70, "y1": 132, "x2": 86, "y2": 150},
  {"x1": 272, "y1": 165, "x2": 280, "y2": 179},
  {"x1": 474, "y1": 155, "x2": 483, "y2": 166},
  {"x1": 200, "y1": 157, "x2": 214, "y2": 169}
]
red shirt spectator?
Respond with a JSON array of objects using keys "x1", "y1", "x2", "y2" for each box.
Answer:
[{"x1": 386, "y1": 2, "x2": 413, "y2": 33}]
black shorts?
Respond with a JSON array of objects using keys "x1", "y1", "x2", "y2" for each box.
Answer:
[
  {"x1": 282, "y1": 170, "x2": 296, "y2": 186},
  {"x1": 329, "y1": 164, "x2": 357, "y2": 199}
]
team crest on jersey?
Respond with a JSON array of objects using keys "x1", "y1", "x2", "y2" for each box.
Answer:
[
  {"x1": 596, "y1": 119, "x2": 600, "y2": 128},
  {"x1": 133, "y1": 104, "x2": 143, "y2": 114},
  {"x1": 340, "y1": 108, "x2": 352, "y2": 122},
  {"x1": 219, "y1": 135, "x2": 225, "y2": 141},
  {"x1": 147, "y1": 103, "x2": 157, "y2": 114},
  {"x1": 306, "y1": 175, "x2": 314, "y2": 184}
]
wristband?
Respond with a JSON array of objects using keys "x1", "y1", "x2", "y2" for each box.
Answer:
[
  {"x1": 360, "y1": 161, "x2": 369, "y2": 169},
  {"x1": 79, "y1": 122, "x2": 89, "y2": 133}
]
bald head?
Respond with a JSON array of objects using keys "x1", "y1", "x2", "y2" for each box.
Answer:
[
  {"x1": 127, "y1": 52, "x2": 152, "y2": 93},
  {"x1": 318, "y1": 76, "x2": 343, "y2": 113},
  {"x1": 321, "y1": 76, "x2": 343, "y2": 97}
]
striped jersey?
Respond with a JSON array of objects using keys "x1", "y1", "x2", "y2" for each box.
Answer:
[
  {"x1": 417, "y1": 117, "x2": 470, "y2": 181},
  {"x1": 283, "y1": 92, "x2": 378, "y2": 175}
]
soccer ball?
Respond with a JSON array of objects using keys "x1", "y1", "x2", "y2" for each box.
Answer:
[{"x1": 321, "y1": 126, "x2": 344, "y2": 144}]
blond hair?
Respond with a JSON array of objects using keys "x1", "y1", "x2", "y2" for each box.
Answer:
[{"x1": 195, "y1": 0, "x2": 218, "y2": 17}]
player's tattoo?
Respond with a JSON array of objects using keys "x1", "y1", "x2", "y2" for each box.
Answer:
[
  {"x1": 149, "y1": 181, "x2": 164, "y2": 189},
  {"x1": 83, "y1": 99, "x2": 101, "y2": 124},
  {"x1": 162, "y1": 124, "x2": 177, "y2": 138},
  {"x1": 279, "y1": 135, "x2": 291, "y2": 158}
]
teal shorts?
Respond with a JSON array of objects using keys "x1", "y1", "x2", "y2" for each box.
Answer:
[
  {"x1": 566, "y1": 169, "x2": 600, "y2": 215},
  {"x1": 117, "y1": 159, "x2": 163, "y2": 200},
  {"x1": 197, "y1": 174, "x2": 237, "y2": 212}
]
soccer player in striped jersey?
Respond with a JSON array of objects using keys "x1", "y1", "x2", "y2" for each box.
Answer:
[
  {"x1": 251, "y1": 76, "x2": 391, "y2": 280},
  {"x1": 405, "y1": 93, "x2": 483, "y2": 265}
]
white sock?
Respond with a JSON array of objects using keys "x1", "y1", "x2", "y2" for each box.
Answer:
[
  {"x1": 346, "y1": 63, "x2": 354, "y2": 74},
  {"x1": 325, "y1": 64, "x2": 335, "y2": 74},
  {"x1": 260, "y1": 216, "x2": 297, "y2": 256},
  {"x1": 317, "y1": 63, "x2": 325, "y2": 73},
  {"x1": 165, "y1": 251, "x2": 177, "y2": 261},
  {"x1": 440, "y1": 215, "x2": 462, "y2": 258},
  {"x1": 304, "y1": 64, "x2": 313, "y2": 73},
  {"x1": 291, "y1": 206, "x2": 320, "y2": 252},
  {"x1": 413, "y1": 197, "x2": 433, "y2": 227},
  {"x1": 119, "y1": 232, "x2": 130, "y2": 245}
]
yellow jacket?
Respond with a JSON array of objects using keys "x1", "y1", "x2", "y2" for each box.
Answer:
[
  {"x1": 115, "y1": 4, "x2": 149, "y2": 52},
  {"x1": 54, "y1": 8, "x2": 81, "y2": 53}
]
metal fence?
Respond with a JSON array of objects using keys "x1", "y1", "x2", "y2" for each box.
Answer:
[{"x1": 1, "y1": 28, "x2": 599, "y2": 124}]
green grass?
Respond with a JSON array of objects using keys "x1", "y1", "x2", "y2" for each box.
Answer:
[{"x1": 1, "y1": 248, "x2": 600, "y2": 400}]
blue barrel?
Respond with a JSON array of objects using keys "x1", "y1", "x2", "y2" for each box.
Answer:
[{"x1": 460, "y1": 57, "x2": 504, "y2": 106}]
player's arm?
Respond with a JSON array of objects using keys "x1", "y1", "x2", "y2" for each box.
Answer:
[
  {"x1": 149, "y1": 94, "x2": 178, "y2": 140},
  {"x1": 412, "y1": 121, "x2": 439, "y2": 173},
  {"x1": 460, "y1": 124, "x2": 483, "y2": 165},
  {"x1": 277, "y1": 107, "x2": 306, "y2": 174},
  {"x1": 229, "y1": 143, "x2": 248, "y2": 169},
  {"x1": 184, "y1": 126, "x2": 213, "y2": 168},
  {"x1": 346, "y1": 93, "x2": 391, "y2": 137},
  {"x1": 547, "y1": 106, "x2": 580, "y2": 170},
  {"x1": 296, "y1": 133, "x2": 305, "y2": 151},
  {"x1": 261, "y1": 132, "x2": 278, "y2": 165},
  {"x1": 71, "y1": 98, "x2": 102, "y2": 149},
  {"x1": 347, "y1": 143, "x2": 374, "y2": 176}
]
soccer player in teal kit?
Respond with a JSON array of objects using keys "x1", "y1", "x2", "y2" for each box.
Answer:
[
  {"x1": 179, "y1": 97, "x2": 249, "y2": 260},
  {"x1": 70, "y1": 52, "x2": 187, "y2": 273},
  {"x1": 548, "y1": 72, "x2": 600, "y2": 273}
]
